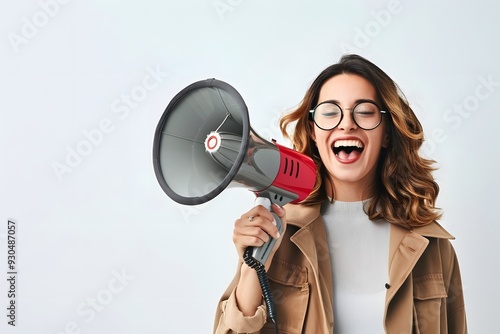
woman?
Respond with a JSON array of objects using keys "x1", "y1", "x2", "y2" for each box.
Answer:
[{"x1": 214, "y1": 54, "x2": 467, "y2": 333}]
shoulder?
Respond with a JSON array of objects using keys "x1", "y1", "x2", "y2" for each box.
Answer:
[
  {"x1": 406, "y1": 221, "x2": 457, "y2": 270},
  {"x1": 411, "y1": 222, "x2": 461, "y2": 282},
  {"x1": 411, "y1": 220, "x2": 455, "y2": 240}
]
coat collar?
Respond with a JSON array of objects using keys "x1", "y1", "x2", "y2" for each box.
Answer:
[
  {"x1": 285, "y1": 202, "x2": 454, "y2": 240},
  {"x1": 284, "y1": 203, "x2": 322, "y2": 229}
]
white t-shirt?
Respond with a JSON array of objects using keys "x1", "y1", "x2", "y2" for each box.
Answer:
[{"x1": 321, "y1": 200, "x2": 390, "y2": 334}]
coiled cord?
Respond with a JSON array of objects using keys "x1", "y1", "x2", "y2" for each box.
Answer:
[{"x1": 243, "y1": 247, "x2": 278, "y2": 334}]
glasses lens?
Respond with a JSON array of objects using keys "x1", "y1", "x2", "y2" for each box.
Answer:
[
  {"x1": 314, "y1": 102, "x2": 342, "y2": 130},
  {"x1": 353, "y1": 102, "x2": 381, "y2": 130}
]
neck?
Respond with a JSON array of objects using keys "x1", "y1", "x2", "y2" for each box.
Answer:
[{"x1": 327, "y1": 179, "x2": 375, "y2": 202}]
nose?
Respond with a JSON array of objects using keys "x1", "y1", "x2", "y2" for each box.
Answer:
[{"x1": 338, "y1": 109, "x2": 357, "y2": 130}]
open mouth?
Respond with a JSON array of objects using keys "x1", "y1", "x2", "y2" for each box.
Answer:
[{"x1": 332, "y1": 139, "x2": 364, "y2": 161}]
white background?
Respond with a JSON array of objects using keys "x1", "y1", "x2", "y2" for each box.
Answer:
[{"x1": 1, "y1": 0, "x2": 499, "y2": 333}]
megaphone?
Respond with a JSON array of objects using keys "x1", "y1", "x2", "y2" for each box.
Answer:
[{"x1": 152, "y1": 78, "x2": 316, "y2": 264}]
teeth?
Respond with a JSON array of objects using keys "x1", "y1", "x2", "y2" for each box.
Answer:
[{"x1": 333, "y1": 139, "x2": 364, "y2": 148}]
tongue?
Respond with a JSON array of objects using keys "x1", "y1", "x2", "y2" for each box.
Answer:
[{"x1": 338, "y1": 149, "x2": 361, "y2": 161}]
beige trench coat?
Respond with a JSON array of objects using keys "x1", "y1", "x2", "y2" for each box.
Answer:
[{"x1": 214, "y1": 203, "x2": 467, "y2": 333}]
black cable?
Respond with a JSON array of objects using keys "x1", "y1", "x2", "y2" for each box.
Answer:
[{"x1": 243, "y1": 247, "x2": 278, "y2": 334}]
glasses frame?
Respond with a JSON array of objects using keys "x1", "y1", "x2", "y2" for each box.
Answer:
[{"x1": 309, "y1": 100, "x2": 387, "y2": 131}]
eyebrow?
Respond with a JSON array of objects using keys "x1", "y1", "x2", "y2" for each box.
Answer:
[{"x1": 319, "y1": 98, "x2": 379, "y2": 109}]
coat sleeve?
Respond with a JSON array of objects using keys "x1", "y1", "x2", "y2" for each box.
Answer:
[
  {"x1": 213, "y1": 262, "x2": 268, "y2": 334},
  {"x1": 441, "y1": 239, "x2": 468, "y2": 333}
]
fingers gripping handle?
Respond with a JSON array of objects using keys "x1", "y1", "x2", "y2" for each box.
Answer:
[
  {"x1": 251, "y1": 197, "x2": 283, "y2": 265},
  {"x1": 243, "y1": 197, "x2": 280, "y2": 330}
]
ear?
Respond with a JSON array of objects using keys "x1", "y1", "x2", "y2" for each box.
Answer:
[{"x1": 382, "y1": 132, "x2": 390, "y2": 148}]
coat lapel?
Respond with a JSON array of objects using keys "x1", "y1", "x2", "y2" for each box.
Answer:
[
  {"x1": 286, "y1": 203, "x2": 333, "y2": 333},
  {"x1": 384, "y1": 222, "x2": 455, "y2": 332},
  {"x1": 386, "y1": 224, "x2": 430, "y2": 303},
  {"x1": 386, "y1": 221, "x2": 455, "y2": 302}
]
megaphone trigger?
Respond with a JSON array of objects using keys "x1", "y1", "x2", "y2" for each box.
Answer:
[{"x1": 254, "y1": 197, "x2": 272, "y2": 210}]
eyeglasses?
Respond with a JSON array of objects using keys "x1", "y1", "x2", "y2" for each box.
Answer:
[{"x1": 310, "y1": 100, "x2": 387, "y2": 131}]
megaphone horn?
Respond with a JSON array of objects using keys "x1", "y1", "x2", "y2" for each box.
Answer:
[{"x1": 152, "y1": 78, "x2": 316, "y2": 209}]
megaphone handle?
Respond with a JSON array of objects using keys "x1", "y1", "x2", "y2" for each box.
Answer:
[
  {"x1": 243, "y1": 196, "x2": 281, "y2": 330},
  {"x1": 250, "y1": 197, "x2": 283, "y2": 266}
]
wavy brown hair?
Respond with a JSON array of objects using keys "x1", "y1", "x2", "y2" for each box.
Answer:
[{"x1": 280, "y1": 54, "x2": 441, "y2": 228}]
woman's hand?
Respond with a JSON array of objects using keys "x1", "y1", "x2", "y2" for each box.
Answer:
[
  {"x1": 233, "y1": 203, "x2": 287, "y2": 316},
  {"x1": 233, "y1": 203, "x2": 286, "y2": 266}
]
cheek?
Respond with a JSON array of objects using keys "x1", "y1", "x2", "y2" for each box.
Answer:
[
  {"x1": 313, "y1": 129, "x2": 329, "y2": 151},
  {"x1": 371, "y1": 125, "x2": 387, "y2": 147},
  {"x1": 366, "y1": 134, "x2": 386, "y2": 164}
]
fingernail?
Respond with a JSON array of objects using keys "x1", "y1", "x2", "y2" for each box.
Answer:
[
  {"x1": 276, "y1": 231, "x2": 281, "y2": 239},
  {"x1": 272, "y1": 219, "x2": 277, "y2": 226}
]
